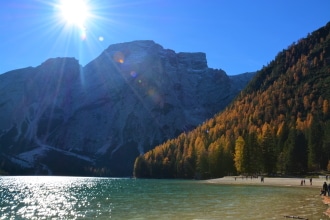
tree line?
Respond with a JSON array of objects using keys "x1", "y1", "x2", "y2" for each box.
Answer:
[{"x1": 134, "y1": 22, "x2": 330, "y2": 179}]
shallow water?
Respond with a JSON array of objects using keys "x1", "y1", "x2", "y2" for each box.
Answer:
[{"x1": 0, "y1": 176, "x2": 327, "y2": 219}]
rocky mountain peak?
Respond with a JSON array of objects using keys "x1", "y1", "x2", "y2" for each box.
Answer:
[
  {"x1": 103, "y1": 40, "x2": 162, "y2": 64},
  {"x1": 41, "y1": 57, "x2": 79, "y2": 66},
  {"x1": 0, "y1": 40, "x2": 255, "y2": 176},
  {"x1": 177, "y1": 52, "x2": 208, "y2": 70}
]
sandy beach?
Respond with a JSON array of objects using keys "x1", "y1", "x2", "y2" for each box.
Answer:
[{"x1": 203, "y1": 176, "x2": 325, "y2": 188}]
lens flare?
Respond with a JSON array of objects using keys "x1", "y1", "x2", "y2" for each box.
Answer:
[
  {"x1": 130, "y1": 71, "x2": 137, "y2": 77},
  {"x1": 113, "y1": 51, "x2": 124, "y2": 63},
  {"x1": 80, "y1": 27, "x2": 87, "y2": 40}
]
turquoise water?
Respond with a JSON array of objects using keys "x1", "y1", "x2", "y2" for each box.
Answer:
[{"x1": 0, "y1": 176, "x2": 327, "y2": 219}]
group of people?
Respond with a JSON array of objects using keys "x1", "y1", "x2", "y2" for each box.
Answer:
[
  {"x1": 300, "y1": 178, "x2": 313, "y2": 186},
  {"x1": 321, "y1": 181, "x2": 330, "y2": 196}
]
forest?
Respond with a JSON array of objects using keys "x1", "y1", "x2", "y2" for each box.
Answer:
[{"x1": 133, "y1": 22, "x2": 330, "y2": 179}]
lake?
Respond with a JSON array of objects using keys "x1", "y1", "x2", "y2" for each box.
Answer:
[{"x1": 0, "y1": 176, "x2": 326, "y2": 219}]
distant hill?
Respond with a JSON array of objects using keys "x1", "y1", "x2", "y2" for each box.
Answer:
[
  {"x1": 0, "y1": 40, "x2": 254, "y2": 176},
  {"x1": 134, "y1": 22, "x2": 330, "y2": 179}
]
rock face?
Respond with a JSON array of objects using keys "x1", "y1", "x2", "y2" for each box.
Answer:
[{"x1": 0, "y1": 40, "x2": 254, "y2": 176}]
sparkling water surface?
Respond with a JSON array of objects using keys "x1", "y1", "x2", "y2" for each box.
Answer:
[{"x1": 0, "y1": 176, "x2": 327, "y2": 219}]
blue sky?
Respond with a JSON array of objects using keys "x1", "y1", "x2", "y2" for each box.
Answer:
[{"x1": 0, "y1": 0, "x2": 329, "y2": 75}]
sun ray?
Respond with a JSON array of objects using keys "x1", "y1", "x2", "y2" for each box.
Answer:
[{"x1": 58, "y1": 0, "x2": 90, "y2": 28}]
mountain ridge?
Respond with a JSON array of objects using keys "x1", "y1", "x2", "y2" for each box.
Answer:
[{"x1": 0, "y1": 40, "x2": 254, "y2": 176}]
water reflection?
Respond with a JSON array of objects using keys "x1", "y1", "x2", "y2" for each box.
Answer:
[
  {"x1": 0, "y1": 176, "x2": 112, "y2": 219},
  {"x1": 0, "y1": 176, "x2": 326, "y2": 219}
]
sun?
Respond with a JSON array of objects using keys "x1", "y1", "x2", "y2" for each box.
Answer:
[{"x1": 58, "y1": 0, "x2": 90, "y2": 28}]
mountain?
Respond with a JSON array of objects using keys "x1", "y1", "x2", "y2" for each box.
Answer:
[
  {"x1": 134, "y1": 22, "x2": 330, "y2": 179},
  {"x1": 0, "y1": 40, "x2": 254, "y2": 176}
]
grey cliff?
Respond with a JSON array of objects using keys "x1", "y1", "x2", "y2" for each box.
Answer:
[{"x1": 0, "y1": 40, "x2": 254, "y2": 176}]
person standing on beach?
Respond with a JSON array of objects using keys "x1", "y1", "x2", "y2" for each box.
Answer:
[
  {"x1": 328, "y1": 183, "x2": 330, "y2": 196},
  {"x1": 310, "y1": 178, "x2": 312, "y2": 185},
  {"x1": 323, "y1": 182, "x2": 328, "y2": 196}
]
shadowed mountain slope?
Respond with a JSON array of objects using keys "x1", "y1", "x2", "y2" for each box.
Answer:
[{"x1": 0, "y1": 40, "x2": 254, "y2": 176}]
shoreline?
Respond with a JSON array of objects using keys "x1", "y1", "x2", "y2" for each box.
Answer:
[
  {"x1": 203, "y1": 176, "x2": 324, "y2": 188},
  {"x1": 204, "y1": 176, "x2": 330, "y2": 217}
]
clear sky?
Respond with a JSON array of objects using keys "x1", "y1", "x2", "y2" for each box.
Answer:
[{"x1": 0, "y1": 0, "x2": 329, "y2": 75}]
